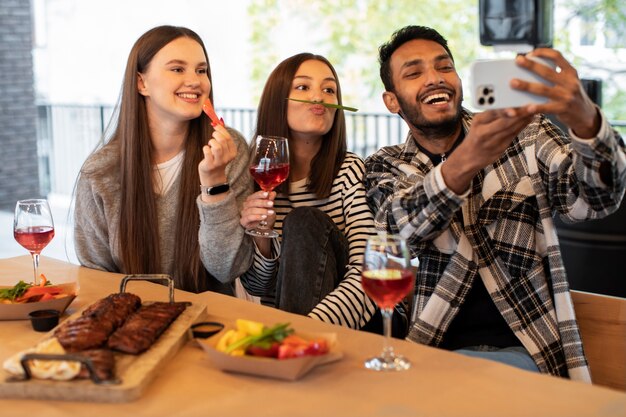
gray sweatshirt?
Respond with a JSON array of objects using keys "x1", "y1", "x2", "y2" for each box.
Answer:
[{"x1": 74, "y1": 128, "x2": 254, "y2": 291}]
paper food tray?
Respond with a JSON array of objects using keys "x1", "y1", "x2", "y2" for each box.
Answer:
[
  {"x1": 0, "y1": 283, "x2": 77, "y2": 320},
  {"x1": 198, "y1": 330, "x2": 342, "y2": 381}
]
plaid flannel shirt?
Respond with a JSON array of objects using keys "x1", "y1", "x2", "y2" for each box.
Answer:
[{"x1": 365, "y1": 108, "x2": 626, "y2": 381}]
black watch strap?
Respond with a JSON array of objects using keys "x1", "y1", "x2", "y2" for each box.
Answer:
[{"x1": 201, "y1": 183, "x2": 230, "y2": 196}]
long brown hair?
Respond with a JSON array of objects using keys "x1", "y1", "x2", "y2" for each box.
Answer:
[
  {"x1": 109, "y1": 25, "x2": 214, "y2": 292},
  {"x1": 254, "y1": 53, "x2": 347, "y2": 198}
]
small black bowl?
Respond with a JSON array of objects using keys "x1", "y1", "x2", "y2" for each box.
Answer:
[
  {"x1": 29, "y1": 309, "x2": 60, "y2": 332},
  {"x1": 191, "y1": 322, "x2": 224, "y2": 339}
]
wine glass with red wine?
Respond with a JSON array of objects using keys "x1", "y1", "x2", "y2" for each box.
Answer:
[
  {"x1": 14, "y1": 199, "x2": 55, "y2": 285},
  {"x1": 246, "y1": 135, "x2": 289, "y2": 238},
  {"x1": 361, "y1": 234, "x2": 415, "y2": 371}
]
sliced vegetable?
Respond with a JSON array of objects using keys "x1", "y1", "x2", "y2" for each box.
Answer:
[
  {"x1": 202, "y1": 99, "x2": 225, "y2": 126},
  {"x1": 214, "y1": 320, "x2": 330, "y2": 360},
  {"x1": 235, "y1": 319, "x2": 264, "y2": 336},
  {"x1": 0, "y1": 278, "x2": 65, "y2": 304},
  {"x1": 224, "y1": 322, "x2": 292, "y2": 354},
  {"x1": 38, "y1": 292, "x2": 56, "y2": 302},
  {"x1": 15, "y1": 285, "x2": 64, "y2": 303},
  {"x1": 303, "y1": 338, "x2": 329, "y2": 356},
  {"x1": 215, "y1": 329, "x2": 248, "y2": 356},
  {"x1": 0, "y1": 280, "x2": 30, "y2": 301},
  {"x1": 277, "y1": 335, "x2": 329, "y2": 359},
  {"x1": 246, "y1": 342, "x2": 280, "y2": 358},
  {"x1": 286, "y1": 98, "x2": 359, "y2": 112}
]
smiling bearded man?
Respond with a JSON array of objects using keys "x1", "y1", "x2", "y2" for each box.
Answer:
[{"x1": 364, "y1": 25, "x2": 626, "y2": 381}]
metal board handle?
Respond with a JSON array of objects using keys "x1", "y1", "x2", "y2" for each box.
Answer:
[
  {"x1": 6, "y1": 353, "x2": 120, "y2": 385},
  {"x1": 119, "y1": 274, "x2": 175, "y2": 303}
]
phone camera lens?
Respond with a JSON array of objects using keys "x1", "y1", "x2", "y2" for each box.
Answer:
[{"x1": 488, "y1": 97, "x2": 495, "y2": 105}]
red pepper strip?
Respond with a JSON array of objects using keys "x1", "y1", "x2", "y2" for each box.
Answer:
[
  {"x1": 39, "y1": 292, "x2": 55, "y2": 302},
  {"x1": 15, "y1": 285, "x2": 64, "y2": 302},
  {"x1": 202, "y1": 99, "x2": 224, "y2": 126}
]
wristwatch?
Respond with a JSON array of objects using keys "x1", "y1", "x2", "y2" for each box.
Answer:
[{"x1": 201, "y1": 183, "x2": 230, "y2": 196}]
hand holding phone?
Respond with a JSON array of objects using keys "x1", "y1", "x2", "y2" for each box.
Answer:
[{"x1": 469, "y1": 56, "x2": 555, "y2": 110}]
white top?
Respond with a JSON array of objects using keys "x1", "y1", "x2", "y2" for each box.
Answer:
[{"x1": 153, "y1": 151, "x2": 184, "y2": 195}]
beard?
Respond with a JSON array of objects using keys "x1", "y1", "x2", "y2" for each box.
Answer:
[{"x1": 396, "y1": 90, "x2": 463, "y2": 140}]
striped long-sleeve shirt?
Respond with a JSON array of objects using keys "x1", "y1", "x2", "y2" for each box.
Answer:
[{"x1": 240, "y1": 152, "x2": 377, "y2": 329}]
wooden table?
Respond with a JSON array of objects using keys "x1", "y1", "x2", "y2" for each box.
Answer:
[{"x1": 0, "y1": 256, "x2": 625, "y2": 417}]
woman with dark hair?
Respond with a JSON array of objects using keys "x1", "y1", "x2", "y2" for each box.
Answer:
[
  {"x1": 237, "y1": 53, "x2": 377, "y2": 329},
  {"x1": 74, "y1": 25, "x2": 251, "y2": 294}
]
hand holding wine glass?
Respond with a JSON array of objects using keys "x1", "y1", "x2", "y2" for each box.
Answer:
[
  {"x1": 246, "y1": 135, "x2": 289, "y2": 238},
  {"x1": 361, "y1": 234, "x2": 415, "y2": 371},
  {"x1": 13, "y1": 199, "x2": 55, "y2": 286}
]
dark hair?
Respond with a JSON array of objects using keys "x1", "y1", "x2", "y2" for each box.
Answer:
[
  {"x1": 109, "y1": 25, "x2": 214, "y2": 292},
  {"x1": 254, "y1": 52, "x2": 346, "y2": 198},
  {"x1": 378, "y1": 25, "x2": 454, "y2": 91}
]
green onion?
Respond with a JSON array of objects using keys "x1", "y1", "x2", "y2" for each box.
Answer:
[
  {"x1": 286, "y1": 98, "x2": 358, "y2": 112},
  {"x1": 224, "y1": 322, "x2": 293, "y2": 354}
]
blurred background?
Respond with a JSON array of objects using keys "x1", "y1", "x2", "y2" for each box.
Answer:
[{"x1": 1, "y1": 0, "x2": 624, "y2": 294}]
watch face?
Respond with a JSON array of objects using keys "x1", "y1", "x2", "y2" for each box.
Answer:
[{"x1": 206, "y1": 183, "x2": 229, "y2": 195}]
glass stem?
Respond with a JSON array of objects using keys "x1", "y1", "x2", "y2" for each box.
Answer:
[
  {"x1": 381, "y1": 307, "x2": 394, "y2": 360},
  {"x1": 32, "y1": 252, "x2": 40, "y2": 286},
  {"x1": 257, "y1": 219, "x2": 269, "y2": 230},
  {"x1": 256, "y1": 192, "x2": 274, "y2": 231}
]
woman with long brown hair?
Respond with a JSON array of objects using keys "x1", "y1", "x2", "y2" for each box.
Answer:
[
  {"x1": 74, "y1": 25, "x2": 251, "y2": 294},
  {"x1": 236, "y1": 53, "x2": 378, "y2": 329}
]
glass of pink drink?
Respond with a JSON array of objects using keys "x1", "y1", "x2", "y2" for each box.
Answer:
[
  {"x1": 361, "y1": 234, "x2": 415, "y2": 371},
  {"x1": 246, "y1": 135, "x2": 290, "y2": 239},
  {"x1": 14, "y1": 199, "x2": 55, "y2": 285}
]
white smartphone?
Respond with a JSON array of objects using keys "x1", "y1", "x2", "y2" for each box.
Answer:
[{"x1": 469, "y1": 57, "x2": 554, "y2": 110}]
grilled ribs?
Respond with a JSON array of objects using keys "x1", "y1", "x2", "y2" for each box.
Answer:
[
  {"x1": 55, "y1": 292, "x2": 141, "y2": 352},
  {"x1": 107, "y1": 302, "x2": 187, "y2": 354},
  {"x1": 53, "y1": 315, "x2": 111, "y2": 352},
  {"x1": 82, "y1": 292, "x2": 142, "y2": 330},
  {"x1": 74, "y1": 349, "x2": 116, "y2": 381},
  {"x1": 50, "y1": 293, "x2": 186, "y2": 382}
]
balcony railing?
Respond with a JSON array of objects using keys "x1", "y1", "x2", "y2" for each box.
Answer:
[
  {"x1": 35, "y1": 104, "x2": 410, "y2": 196},
  {"x1": 35, "y1": 104, "x2": 626, "y2": 197}
]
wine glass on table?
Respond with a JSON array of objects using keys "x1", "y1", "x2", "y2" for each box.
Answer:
[
  {"x1": 361, "y1": 233, "x2": 415, "y2": 371},
  {"x1": 13, "y1": 199, "x2": 55, "y2": 286},
  {"x1": 246, "y1": 135, "x2": 290, "y2": 238}
]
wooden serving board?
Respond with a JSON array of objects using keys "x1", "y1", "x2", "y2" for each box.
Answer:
[{"x1": 0, "y1": 302, "x2": 206, "y2": 402}]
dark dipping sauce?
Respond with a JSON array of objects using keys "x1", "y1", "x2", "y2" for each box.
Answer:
[
  {"x1": 191, "y1": 322, "x2": 224, "y2": 339},
  {"x1": 29, "y1": 309, "x2": 60, "y2": 332}
]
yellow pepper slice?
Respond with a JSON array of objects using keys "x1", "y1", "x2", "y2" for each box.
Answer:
[{"x1": 235, "y1": 319, "x2": 265, "y2": 336}]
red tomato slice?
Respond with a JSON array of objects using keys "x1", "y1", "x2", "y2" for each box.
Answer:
[
  {"x1": 304, "y1": 339, "x2": 329, "y2": 356},
  {"x1": 246, "y1": 342, "x2": 280, "y2": 358},
  {"x1": 278, "y1": 343, "x2": 306, "y2": 359}
]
